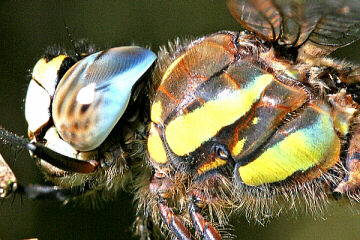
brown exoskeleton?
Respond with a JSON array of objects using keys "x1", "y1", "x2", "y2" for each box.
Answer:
[{"x1": 142, "y1": 0, "x2": 360, "y2": 239}]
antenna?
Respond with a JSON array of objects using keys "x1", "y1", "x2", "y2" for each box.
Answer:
[{"x1": 63, "y1": 20, "x2": 81, "y2": 60}]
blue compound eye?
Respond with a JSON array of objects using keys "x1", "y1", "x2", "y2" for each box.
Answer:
[{"x1": 52, "y1": 46, "x2": 156, "y2": 151}]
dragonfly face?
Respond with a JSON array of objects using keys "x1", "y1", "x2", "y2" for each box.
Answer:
[
  {"x1": 21, "y1": 43, "x2": 156, "y2": 189},
  {"x1": 0, "y1": 40, "x2": 156, "y2": 203}
]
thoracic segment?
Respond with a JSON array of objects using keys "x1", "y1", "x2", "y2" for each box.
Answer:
[
  {"x1": 145, "y1": 31, "x2": 360, "y2": 240},
  {"x1": 236, "y1": 101, "x2": 341, "y2": 186}
]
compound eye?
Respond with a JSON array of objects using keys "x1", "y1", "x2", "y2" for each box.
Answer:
[
  {"x1": 52, "y1": 46, "x2": 156, "y2": 151},
  {"x1": 215, "y1": 144, "x2": 230, "y2": 160}
]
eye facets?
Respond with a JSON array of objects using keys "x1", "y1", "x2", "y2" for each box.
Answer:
[{"x1": 25, "y1": 46, "x2": 156, "y2": 152}]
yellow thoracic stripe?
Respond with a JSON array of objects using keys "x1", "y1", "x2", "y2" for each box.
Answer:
[
  {"x1": 151, "y1": 101, "x2": 163, "y2": 124},
  {"x1": 197, "y1": 157, "x2": 228, "y2": 175},
  {"x1": 231, "y1": 138, "x2": 246, "y2": 156},
  {"x1": 238, "y1": 110, "x2": 340, "y2": 186},
  {"x1": 147, "y1": 123, "x2": 168, "y2": 164},
  {"x1": 165, "y1": 74, "x2": 274, "y2": 156}
]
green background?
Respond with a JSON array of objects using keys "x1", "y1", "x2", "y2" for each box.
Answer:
[{"x1": 0, "y1": 1, "x2": 360, "y2": 239}]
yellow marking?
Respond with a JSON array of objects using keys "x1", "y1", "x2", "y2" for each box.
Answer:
[
  {"x1": 252, "y1": 117, "x2": 259, "y2": 125},
  {"x1": 151, "y1": 101, "x2": 163, "y2": 124},
  {"x1": 338, "y1": 121, "x2": 349, "y2": 136},
  {"x1": 147, "y1": 123, "x2": 168, "y2": 164},
  {"x1": 165, "y1": 74, "x2": 274, "y2": 156},
  {"x1": 239, "y1": 112, "x2": 340, "y2": 186},
  {"x1": 197, "y1": 157, "x2": 227, "y2": 175},
  {"x1": 32, "y1": 55, "x2": 67, "y2": 82},
  {"x1": 232, "y1": 138, "x2": 246, "y2": 156},
  {"x1": 334, "y1": 118, "x2": 349, "y2": 136},
  {"x1": 161, "y1": 54, "x2": 186, "y2": 84}
]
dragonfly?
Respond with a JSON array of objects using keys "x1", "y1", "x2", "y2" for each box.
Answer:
[{"x1": 1, "y1": 1, "x2": 360, "y2": 239}]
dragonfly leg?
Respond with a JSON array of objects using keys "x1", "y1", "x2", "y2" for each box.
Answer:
[
  {"x1": 150, "y1": 171, "x2": 194, "y2": 240},
  {"x1": 188, "y1": 199, "x2": 223, "y2": 240},
  {"x1": 0, "y1": 152, "x2": 85, "y2": 201},
  {"x1": 158, "y1": 199, "x2": 195, "y2": 240},
  {"x1": 16, "y1": 184, "x2": 83, "y2": 201}
]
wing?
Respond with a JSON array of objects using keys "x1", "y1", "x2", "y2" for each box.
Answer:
[{"x1": 227, "y1": 0, "x2": 360, "y2": 57}]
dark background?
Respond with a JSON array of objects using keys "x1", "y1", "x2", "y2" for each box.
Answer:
[{"x1": 0, "y1": 1, "x2": 360, "y2": 239}]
